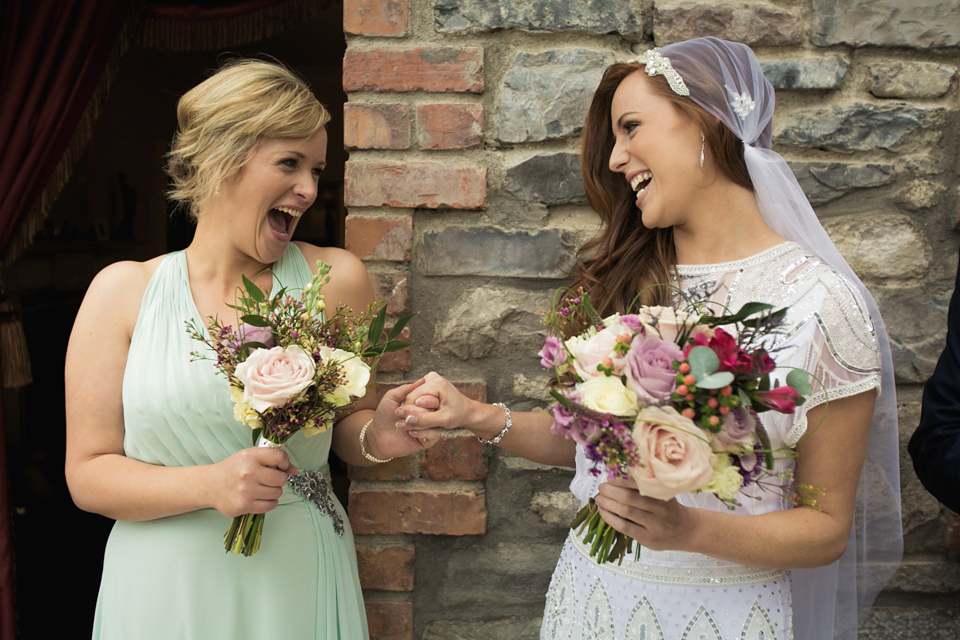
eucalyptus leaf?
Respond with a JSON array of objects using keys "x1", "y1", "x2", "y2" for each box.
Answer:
[
  {"x1": 688, "y1": 346, "x2": 720, "y2": 380},
  {"x1": 697, "y1": 371, "x2": 735, "y2": 389},
  {"x1": 786, "y1": 369, "x2": 813, "y2": 396}
]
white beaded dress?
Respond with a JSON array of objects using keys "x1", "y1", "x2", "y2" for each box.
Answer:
[{"x1": 541, "y1": 242, "x2": 882, "y2": 640}]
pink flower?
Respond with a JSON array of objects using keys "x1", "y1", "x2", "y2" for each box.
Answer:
[
  {"x1": 628, "y1": 406, "x2": 717, "y2": 500},
  {"x1": 234, "y1": 345, "x2": 316, "y2": 413},
  {"x1": 754, "y1": 386, "x2": 800, "y2": 413},
  {"x1": 638, "y1": 306, "x2": 706, "y2": 344},
  {"x1": 228, "y1": 323, "x2": 275, "y2": 352},
  {"x1": 568, "y1": 325, "x2": 626, "y2": 379},
  {"x1": 685, "y1": 328, "x2": 751, "y2": 374},
  {"x1": 538, "y1": 336, "x2": 567, "y2": 369},
  {"x1": 623, "y1": 336, "x2": 683, "y2": 402},
  {"x1": 549, "y1": 402, "x2": 599, "y2": 446},
  {"x1": 751, "y1": 349, "x2": 775, "y2": 374}
]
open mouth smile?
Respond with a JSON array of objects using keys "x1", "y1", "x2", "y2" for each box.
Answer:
[{"x1": 266, "y1": 206, "x2": 303, "y2": 238}]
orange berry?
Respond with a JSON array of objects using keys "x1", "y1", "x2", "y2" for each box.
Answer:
[
  {"x1": 676, "y1": 385, "x2": 688, "y2": 396},
  {"x1": 681, "y1": 408, "x2": 696, "y2": 419},
  {"x1": 678, "y1": 362, "x2": 691, "y2": 374},
  {"x1": 684, "y1": 374, "x2": 697, "y2": 386}
]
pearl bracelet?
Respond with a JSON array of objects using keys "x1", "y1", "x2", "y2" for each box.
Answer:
[
  {"x1": 478, "y1": 402, "x2": 512, "y2": 445},
  {"x1": 359, "y1": 418, "x2": 394, "y2": 464}
]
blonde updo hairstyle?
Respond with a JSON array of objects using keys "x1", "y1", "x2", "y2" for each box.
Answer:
[{"x1": 165, "y1": 58, "x2": 331, "y2": 219}]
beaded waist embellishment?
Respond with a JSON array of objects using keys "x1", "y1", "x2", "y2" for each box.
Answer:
[
  {"x1": 571, "y1": 533, "x2": 786, "y2": 586},
  {"x1": 287, "y1": 470, "x2": 344, "y2": 537}
]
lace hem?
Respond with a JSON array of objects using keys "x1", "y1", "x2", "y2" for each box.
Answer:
[
  {"x1": 784, "y1": 374, "x2": 882, "y2": 447},
  {"x1": 570, "y1": 533, "x2": 787, "y2": 586}
]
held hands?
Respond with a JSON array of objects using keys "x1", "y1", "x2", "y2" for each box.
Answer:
[
  {"x1": 364, "y1": 378, "x2": 443, "y2": 461},
  {"x1": 211, "y1": 447, "x2": 298, "y2": 518},
  {"x1": 594, "y1": 477, "x2": 696, "y2": 552},
  {"x1": 394, "y1": 371, "x2": 469, "y2": 437}
]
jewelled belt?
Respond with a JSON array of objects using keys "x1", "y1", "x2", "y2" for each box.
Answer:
[
  {"x1": 287, "y1": 469, "x2": 344, "y2": 537},
  {"x1": 570, "y1": 531, "x2": 787, "y2": 586}
]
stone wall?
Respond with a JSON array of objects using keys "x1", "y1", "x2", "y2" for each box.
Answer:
[{"x1": 340, "y1": 1, "x2": 960, "y2": 638}]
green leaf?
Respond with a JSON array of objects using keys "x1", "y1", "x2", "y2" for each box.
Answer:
[
  {"x1": 786, "y1": 369, "x2": 812, "y2": 396},
  {"x1": 688, "y1": 346, "x2": 720, "y2": 381},
  {"x1": 381, "y1": 341, "x2": 411, "y2": 353},
  {"x1": 702, "y1": 302, "x2": 777, "y2": 326},
  {"x1": 367, "y1": 307, "x2": 386, "y2": 347},
  {"x1": 697, "y1": 371, "x2": 734, "y2": 389},
  {"x1": 240, "y1": 314, "x2": 270, "y2": 327},
  {"x1": 242, "y1": 274, "x2": 265, "y2": 303},
  {"x1": 387, "y1": 312, "x2": 415, "y2": 339},
  {"x1": 549, "y1": 389, "x2": 573, "y2": 408},
  {"x1": 251, "y1": 427, "x2": 262, "y2": 447}
]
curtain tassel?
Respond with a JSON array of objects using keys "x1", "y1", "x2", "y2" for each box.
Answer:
[{"x1": 0, "y1": 299, "x2": 31, "y2": 389}]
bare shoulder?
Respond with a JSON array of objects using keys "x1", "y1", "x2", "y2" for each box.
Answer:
[
  {"x1": 77, "y1": 255, "x2": 167, "y2": 338},
  {"x1": 294, "y1": 242, "x2": 373, "y2": 311}
]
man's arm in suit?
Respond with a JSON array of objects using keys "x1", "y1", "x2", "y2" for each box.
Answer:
[{"x1": 910, "y1": 246, "x2": 960, "y2": 513}]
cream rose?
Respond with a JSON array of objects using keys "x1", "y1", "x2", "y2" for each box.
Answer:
[
  {"x1": 234, "y1": 345, "x2": 316, "y2": 413},
  {"x1": 704, "y1": 454, "x2": 744, "y2": 502},
  {"x1": 230, "y1": 385, "x2": 263, "y2": 429},
  {"x1": 577, "y1": 375, "x2": 638, "y2": 417},
  {"x1": 637, "y1": 306, "x2": 709, "y2": 345},
  {"x1": 628, "y1": 405, "x2": 717, "y2": 500},
  {"x1": 568, "y1": 324, "x2": 629, "y2": 380},
  {"x1": 318, "y1": 346, "x2": 371, "y2": 407}
]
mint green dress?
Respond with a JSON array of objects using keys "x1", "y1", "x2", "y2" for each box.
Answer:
[{"x1": 92, "y1": 245, "x2": 368, "y2": 639}]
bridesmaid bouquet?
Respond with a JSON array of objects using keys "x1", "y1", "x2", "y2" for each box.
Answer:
[
  {"x1": 539, "y1": 289, "x2": 814, "y2": 564},
  {"x1": 187, "y1": 261, "x2": 411, "y2": 556}
]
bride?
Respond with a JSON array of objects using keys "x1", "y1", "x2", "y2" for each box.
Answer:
[{"x1": 397, "y1": 37, "x2": 902, "y2": 640}]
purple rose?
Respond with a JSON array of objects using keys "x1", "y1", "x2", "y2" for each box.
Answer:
[
  {"x1": 715, "y1": 407, "x2": 757, "y2": 451},
  {"x1": 538, "y1": 335, "x2": 567, "y2": 369},
  {"x1": 620, "y1": 314, "x2": 642, "y2": 333},
  {"x1": 229, "y1": 323, "x2": 275, "y2": 352},
  {"x1": 623, "y1": 336, "x2": 683, "y2": 402}
]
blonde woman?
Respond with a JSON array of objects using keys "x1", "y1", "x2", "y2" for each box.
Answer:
[{"x1": 65, "y1": 60, "x2": 437, "y2": 639}]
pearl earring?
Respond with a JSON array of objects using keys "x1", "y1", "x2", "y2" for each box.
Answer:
[{"x1": 699, "y1": 135, "x2": 705, "y2": 168}]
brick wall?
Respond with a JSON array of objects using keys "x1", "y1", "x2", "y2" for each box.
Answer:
[{"x1": 341, "y1": 1, "x2": 960, "y2": 638}]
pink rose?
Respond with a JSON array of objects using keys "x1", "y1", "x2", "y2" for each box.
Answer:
[
  {"x1": 623, "y1": 336, "x2": 683, "y2": 402},
  {"x1": 754, "y1": 386, "x2": 800, "y2": 413},
  {"x1": 568, "y1": 325, "x2": 627, "y2": 380},
  {"x1": 628, "y1": 406, "x2": 717, "y2": 500},
  {"x1": 234, "y1": 345, "x2": 316, "y2": 413}
]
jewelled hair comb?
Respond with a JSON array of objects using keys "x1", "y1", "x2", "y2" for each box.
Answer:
[{"x1": 628, "y1": 47, "x2": 690, "y2": 97}]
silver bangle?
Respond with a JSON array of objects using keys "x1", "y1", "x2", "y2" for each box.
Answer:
[
  {"x1": 478, "y1": 402, "x2": 512, "y2": 445},
  {"x1": 360, "y1": 418, "x2": 394, "y2": 464}
]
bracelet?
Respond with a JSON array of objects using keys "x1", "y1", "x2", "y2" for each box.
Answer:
[
  {"x1": 359, "y1": 418, "x2": 394, "y2": 464},
  {"x1": 478, "y1": 402, "x2": 512, "y2": 445}
]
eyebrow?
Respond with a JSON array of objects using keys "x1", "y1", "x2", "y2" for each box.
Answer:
[{"x1": 615, "y1": 111, "x2": 640, "y2": 129}]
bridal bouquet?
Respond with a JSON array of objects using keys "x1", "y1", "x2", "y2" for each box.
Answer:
[
  {"x1": 187, "y1": 261, "x2": 411, "y2": 556},
  {"x1": 539, "y1": 289, "x2": 813, "y2": 564}
]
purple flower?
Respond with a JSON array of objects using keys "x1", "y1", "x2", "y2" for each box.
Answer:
[
  {"x1": 622, "y1": 335, "x2": 683, "y2": 402},
  {"x1": 227, "y1": 323, "x2": 275, "y2": 353},
  {"x1": 620, "y1": 314, "x2": 642, "y2": 332},
  {"x1": 715, "y1": 407, "x2": 757, "y2": 451},
  {"x1": 538, "y1": 335, "x2": 567, "y2": 369}
]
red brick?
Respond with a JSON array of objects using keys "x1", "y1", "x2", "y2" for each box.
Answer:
[
  {"x1": 366, "y1": 601, "x2": 413, "y2": 640},
  {"x1": 344, "y1": 103, "x2": 411, "y2": 150},
  {"x1": 348, "y1": 455, "x2": 417, "y2": 481},
  {"x1": 417, "y1": 103, "x2": 483, "y2": 150},
  {"x1": 356, "y1": 542, "x2": 415, "y2": 591},
  {"x1": 345, "y1": 214, "x2": 412, "y2": 261},
  {"x1": 420, "y1": 432, "x2": 487, "y2": 481},
  {"x1": 377, "y1": 327, "x2": 411, "y2": 374},
  {"x1": 345, "y1": 161, "x2": 486, "y2": 209},
  {"x1": 349, "y1": 488, "x2": 486, "y2": 535},
  {"x1": 369, "y1": 271, "x2": 411, "y2": 316},
  {"x1": 343, "y1": 46, "x2": 484, "y2": 93},
  {"x1": 344, "y1": 0, "x2": 409, "y2": 37}
]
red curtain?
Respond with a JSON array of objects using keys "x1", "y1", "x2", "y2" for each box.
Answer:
[{"x1": 0, "y1": 2, "x2": 131, "y2": 636}]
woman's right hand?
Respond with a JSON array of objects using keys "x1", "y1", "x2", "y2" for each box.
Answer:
[
  {"x1": 395, "y1": 371, "x2": 473, "y2": 434},
  {"x1": 208, "y1": 447, "x2": 298, "y2": 518}
]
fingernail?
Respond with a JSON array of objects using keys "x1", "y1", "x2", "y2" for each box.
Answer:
[
  {"x1": 405, "y1": 414, "x2": 419, "y2": 425},
  {"x1": 415, "y1": 398, "x2": 427, "y2": 407},
  {"x1": 395, "y1": 408, "x2": 404, "y2": 418}
]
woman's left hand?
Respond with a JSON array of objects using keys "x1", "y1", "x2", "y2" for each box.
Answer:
[
  {"x1": 365, "y1": 379, "x2": 443, "y2": 460},
  {"x1": 594, "y1": 477, "x2": 696, "y2": 552}
]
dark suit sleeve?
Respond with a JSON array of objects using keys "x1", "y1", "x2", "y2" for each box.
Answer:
[{"x1": 910, "y1": 246, "x2": 960, "y2": 513}]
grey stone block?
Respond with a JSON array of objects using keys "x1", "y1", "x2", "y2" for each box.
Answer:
[
  {"x1": 789, "y1": 162, "x2": 894, "y2": 206},
  {"x1": 813, "y1": 0, "x2": 960, "y2": 48},
  {"x1": 760, "y1": 56, "x2": 849, "y2": 90},
  {"x1": 505, "y1": 153, "x2": 586, "y2": 206},
  {"x1": 433, "y1": 0, "x2": 640, "y2": 35},
  {"x1": 419, "y1": 227, "x2": 577, "y2": 278},
  {"x1": 868, "y1": 61, "x2": 957, "y2": 99}
]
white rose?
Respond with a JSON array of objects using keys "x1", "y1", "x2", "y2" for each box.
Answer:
[
  {"x1": 234, "y1": 345, "x2": 316, "y2": 413},
  {"x1": 628, "y1": 405, "x2": 717, "y2": 500},
  {"x1": 569, "y1": 324, "x2": 629, "y2": 380},
  {"x1": 577, "y1": 375, "x2": 638, "y2": 417},
  {"x1": 704, "y1": 454, "x2": 744, "y2": 502},
  {"x1": 317, "y1": 346, "x2": 371, "y2": 407}
]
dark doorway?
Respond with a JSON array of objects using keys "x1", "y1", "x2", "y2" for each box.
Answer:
[{"x1": 3, "y1": 4, "x2": 346, "y2": 637}]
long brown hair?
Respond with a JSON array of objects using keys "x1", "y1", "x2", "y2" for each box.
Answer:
[{"x1": 569, "y1": 63, "x2": 752, "y2": 317}]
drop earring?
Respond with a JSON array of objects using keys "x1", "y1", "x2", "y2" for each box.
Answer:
[{"x1": 699, "y1": 135, "x2": 705, "y2": 168}]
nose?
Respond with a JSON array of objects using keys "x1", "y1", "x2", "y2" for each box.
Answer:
[
  {"x1": 609, "y1": 135, "x2": 629, "y2": 174},
  {"x1": 293, "y1": 170, "x2": 318, "y2": 206}
]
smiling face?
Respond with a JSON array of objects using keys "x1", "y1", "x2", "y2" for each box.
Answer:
[
  {"x1": 214, "y1": 127, "x2": 328, "y2": 264},
  {"x1": 608, "y1": 70, "x2": 706, "y2": 230}
]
